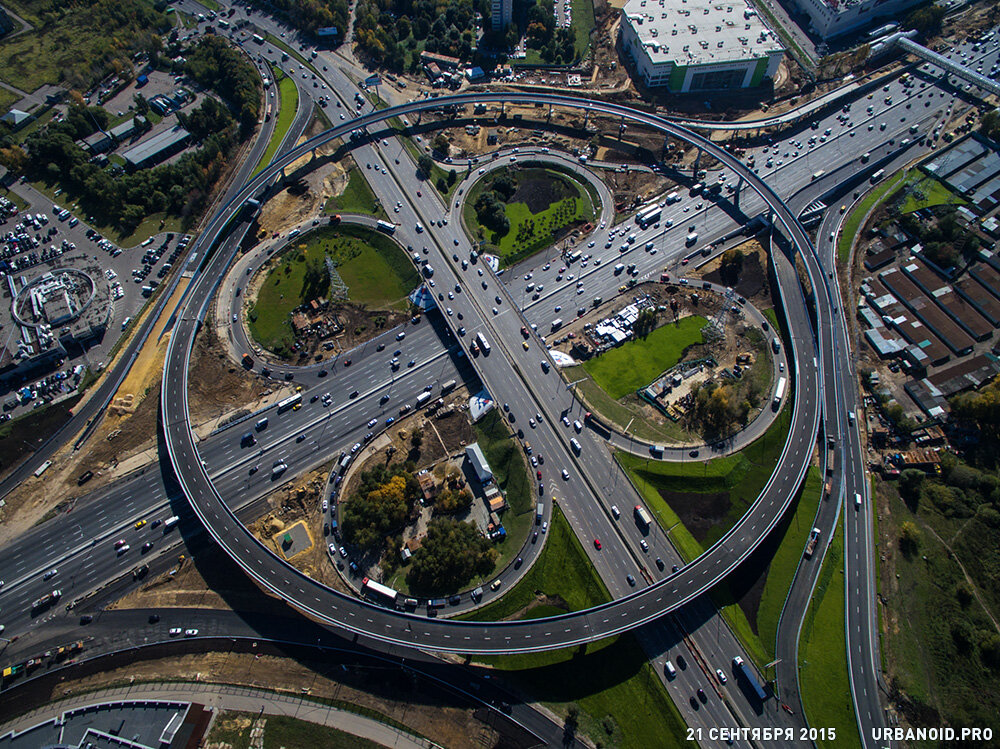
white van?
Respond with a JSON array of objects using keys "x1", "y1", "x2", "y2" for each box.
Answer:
[
  {"x1": 665, "y1": 661, "x2": 676, "y2": 679},
  {"x1": 855, "y1": 492, "x2": 862, "y2": 509},
  {"x1": 570, "y1": 438, "x2": 582, "y2": 454}
]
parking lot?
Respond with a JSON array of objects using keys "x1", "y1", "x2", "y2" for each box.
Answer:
[{"x1": 0, "y1": 182, "x2": 192, "y2": 419}]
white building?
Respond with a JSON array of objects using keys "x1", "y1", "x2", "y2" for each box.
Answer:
[
  {"x1": 619, "y1": 0, "x2": 784, "y2": 93},
  {"x1": 465, "y1": 443, "x2": 494, "y2": 483},
  {"x1": 491, "y1": 0, "x2": 512, "y2": 31},
  {"x1": 789, "y1": 0, "x2": 922, "y2": 39}
]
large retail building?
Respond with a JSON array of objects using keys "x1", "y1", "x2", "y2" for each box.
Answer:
[{"x1": 620, "y1": 0, "x2": 784, "y2": 92}]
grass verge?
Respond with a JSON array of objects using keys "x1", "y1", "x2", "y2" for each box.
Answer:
[
  {"x1": 582, "y1": 315, "x2": 708, "y2": 399},
  {"x1": 324, "y1": 166, "x2": 387, "y2": 219},
  {"x1": 837, "y1": 171, "x2": 907, "y2": 263},
  {"x1": 755, "y1": 466, "x2": 823, "y2": 657},
  {"x1": 470, "y1": 409, "x2": 534, "y2": 572},
  {"x1": 461, "y1": 504, "x2": 609, "y2": 621},
  {"x1": 252, "y1": 71, "x2": 298, "y2": 177},
  {"x1": 900, "y1": 174, "x2": 965, "y2": 213},
  {"x1": 799, "y1": 521, "x2": 860, "y2": 749}
]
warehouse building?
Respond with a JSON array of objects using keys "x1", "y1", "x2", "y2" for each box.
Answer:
[
  {"x1": 619, "y1": 0, "x2": 783, "y2": 92},
  {"x1": 122, "y1": 125, "x2": 190, "y2": 170}
]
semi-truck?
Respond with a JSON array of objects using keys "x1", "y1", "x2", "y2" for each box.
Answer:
[
  {"x1": 637, "y1": 205, "x2": 661, "y2": 228},
  {"x1": 31, "y1": 590, "x2": 61, "y2": 611},
  {"x1": 773, "y1": 376, "x2": 787, "y2": 409},
  {"x1": 362, "y1": 577, "x2": 399, "y2": 606},
  {"x1": 804, "y1": 527, "x2": 821, "y2": 558},
  {"x1": 634, "y1": 504, "x2": 653, "y2": 529},
  {"x1": 536, "y1": 502, "x2": 544, "y2": 524},
  {"x1": 733, "y1": 656, "x2": 768, "y2": 701},
  {"x1": 416, "y1": 391, "x2": 432, "y2": 407}
]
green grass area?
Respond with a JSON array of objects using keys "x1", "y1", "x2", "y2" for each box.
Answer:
[
  {"x1": 464, "y1": 166, "x2": 595, "y2": 265},
  {"x1": 877, "y1": 474, "x2": 1000, "y2": 730},
  {"x1": 323, "y1": 166, "x2": 387, "y2": 220},
  {"x1": 901, "y1": 174, "x2": 966, "y2": 213},
  {"x1": 570, "y1": 0, "x2": 596, "y2": 59},
  {"x1": 755, "y1": 466, "x2": 822, "y2": 657},
  {"x1": 198, "y1": 0, "x2": 222, "y2": 10},
  {"x1": 0, "y1": 1, "x2": 170, "y2": 93},
  {"x1": 0, "y1": 87, "x2": 19, "y2": 112},
  {"x1": 567, "y1": 368, "x2": 693, "y2": 443},
  {"x1": 205, "y1": 711, "x2": 384, "y2": 749},
  {"x1": 837, "y1": 170, "x2": 907, "y2": 262},
  {"x1": 470, "y1": 410, "x2": 534, "y2": 571},
  {"x1": 462, "y1": 506, "x2": 686, "y2": 748},
  {"x1": 799, "y1": 522, "x2": 861, "y2": 749},
  {"x1": 252, "y1": 72, "x2": 298, "y2": 177},
  {"x1": 618, "y1": 404, "x2": 792, "y2": 555},
  {"x1": 582, "y1": 315, "x2": 708, "y2": 399},
  {"x1": 7, "y1": 106, "x2": 55, "y2": 144},
  {"x1": 462, "y1": 504, "x2": 609, "y2": 622},
  {"x1": 248, "y1": 224, "x2": 418, "y2": 354}
]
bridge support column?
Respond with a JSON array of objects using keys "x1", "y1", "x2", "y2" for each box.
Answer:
[
  {"x1": 693, "y1": 148, "x2": 702, "y2": 177},
  {"x1": 618, "y1": 115, "x2": 626, "y2": 139},
  {"x1": 733, "y1": 174, "x2": 745, "y2": 211},
  {"x1": 548, "y1": 103, "x2": 553, "y2": 121},
  {"x1": 583, "y1": 109, "x2": 590, "y2": 129},
  {"x1": 500, "y1": 101, "x2": 505, "y2": 118}
]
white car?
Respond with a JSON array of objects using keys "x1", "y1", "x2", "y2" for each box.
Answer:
[
  {"x1": 367, "y1": 418, "x2": 377, "y2": 427},
  {"x1": 184, "y1": 628, "x2": 199, "y2": 637},
  {"x1": 169, "y1": 627, "x2": 183, "y2": 636},
  {"x1": 562, "y1": 469, "x2": 570, "y2": 480},
  {"x1": 716, "y1": 668, "x2": 727, "y2": 684}
]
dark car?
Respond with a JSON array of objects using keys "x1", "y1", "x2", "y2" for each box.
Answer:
[
  {"x1": 514, "y1": 556, "x2": 523, "y2": 569},
  {"x1": 697, "y1": 688, "x2": 707, "y2": 703},
  {"x1": 148, "y1": 613, "x2": 160, "y2": 623},
  {"x1": 79, "y1": 614, "x2": 93, "y2": 625},
  {"x1": 655, "y1": 557, "x2": 664, "y2": 570},
  {"x1": 532, "y1": 531, "x2": 539, "y2": 543},
  {"x1": 690, "y1": 696, "x2": 700, "y2": 710},
  {"x1": 626, "y1": 574, "x2": 636, "y2": 586}
]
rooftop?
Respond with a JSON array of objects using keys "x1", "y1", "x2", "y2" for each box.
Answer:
[
  {"x1": 622, "y1": 0, "x2": 782, "y2": 66},
  {"x1": 122, "y1": 125, "x2": 190, "y2": 167}
]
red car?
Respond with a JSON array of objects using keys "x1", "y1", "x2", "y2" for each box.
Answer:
[
  {"x1": 520, "y1": 326, "x2": 529, "y2": 338},
  {"x1": 594, "y1": 538, "x2": 602, "y2": 550},
  {"x1": 536, "y1": 469, "x2": 542, "y2": 479}
]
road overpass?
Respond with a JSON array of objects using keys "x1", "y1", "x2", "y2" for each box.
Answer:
[{"x1": 159, "y1": 91, "x2": 825, "y2": 655}]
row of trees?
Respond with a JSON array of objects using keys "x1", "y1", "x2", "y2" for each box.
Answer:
[
  {"x1": 184, "y1": 36, "x2": 262, "y2": 133},
  {"x1": 255, "y1": 0, "x2": 349, "y2": 34},
  {"x1": 897, "y1": 209, "x2": 979, "y2": 270},
  {"x1": 683, "y1": 381, "x2": 752, "y2": 437},
  {"x1": 353, "y1": 0, "x2": 480, "y2": 68}
]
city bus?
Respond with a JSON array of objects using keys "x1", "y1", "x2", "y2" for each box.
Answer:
[
  {"x1": 277, "y1": 393, "x2": 302, "y2": 412},
  {"x1": 376, "y1": 220, "x2": 396, "y2": 234},
  {"x1": 475, "y1": 332, "x2": 491, "y2": 355},
  {"x1": 33, "y1": 460, "x2": 52, "y2": 478}
]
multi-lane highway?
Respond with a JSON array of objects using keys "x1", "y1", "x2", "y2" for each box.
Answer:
[{"x1": 5, "y1": 4, "x2": 997, "y2": 741}]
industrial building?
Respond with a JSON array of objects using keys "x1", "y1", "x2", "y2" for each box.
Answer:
[
  {"x1": 787, "y1": 0, "x2": 923, "y2": 39},
  {"x1": 491, "y1": 0, "x2": 512, "y2": 30},
  {"x1": 122, "y1": 125, "x2": 191, "y2": 170},
  {"x1": 465, "y1": 443, "x2": 494, "y2": 484},
  {"x1": 619, "y1": 0, "x2": 783, "y2": 92}
]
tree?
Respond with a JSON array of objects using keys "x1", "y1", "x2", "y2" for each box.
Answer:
[
  {"x1": 342, "y1": 473, "x2": 416, "y2": 551},
  {"x1": 898, "y1": 520, "x2": 920, "y2": 557},
  {"x1": 417, "y1": 154, "x2": 434, "y2": 179},
  {"x1": 898, "y1": 469, "x2": 924, "y2": 509},
  {"x1": 433, "y1": 133, "x2": 450, "y2": 154},
  {"x1": 719, "y1": 249, "x2": 744, "y2": 285},
  {"x1": 301, "y1": 257, "x2": 329, "y2": 301},
  {"x1": 406, "y1": 518, "x2": 497, "y2": 594},
  {"x1": 0, "y1": 145, "x2": 28, "y2": 175},
  {"x1": 133, "y1": 92, "x2": 150, "y2": 116}
]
